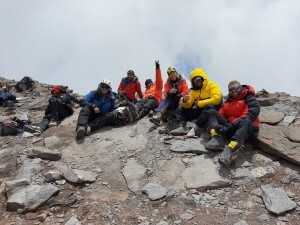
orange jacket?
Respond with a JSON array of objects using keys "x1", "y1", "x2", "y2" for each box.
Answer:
[
  {"x1": 144, "y1": 68, "x2": 163, "y2": 104},
  {"x1": 164, "y1": 74, "x2": 189, "y2": 98}
]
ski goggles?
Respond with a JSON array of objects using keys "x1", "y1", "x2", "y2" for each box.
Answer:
[
  {"x1": 100, "y1": 84, "x2": 110, "y2": 89},
  {"x1": 229, "y1": 85, "x2": 241, "y2": 92}
]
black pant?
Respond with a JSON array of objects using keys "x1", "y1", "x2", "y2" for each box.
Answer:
[
  {"x1": 39, "y1": 98, "x2": 73, "y2": 131},
  {"x1": 175, "y1": 105, "x2": 215, "y2": 126},
  {"x1": 202, "y1": 108, "x2": 258, "y2": 143},
  {"x1": 76, "y1": 106, "x2": 114, "y2": 132},
  {"x1": 135, "y1": 98, "x2": 158, "y2": 114}
]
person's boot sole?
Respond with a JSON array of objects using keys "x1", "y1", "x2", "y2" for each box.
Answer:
[
  {"x1": 149, "y1": 117, "x2": 161, "y2": 126},
  {"x1": 76, "y1": 128, "x2": 86, "y2": 140}
]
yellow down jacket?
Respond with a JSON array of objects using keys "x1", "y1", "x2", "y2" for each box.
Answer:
[{"x1": 180, "y1": 68, "x2": 222, "y2": 109}]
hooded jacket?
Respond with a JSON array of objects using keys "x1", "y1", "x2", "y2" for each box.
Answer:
[
  {"x1": 144, "y1": 68, "x2": 163, "y2": 104},
  {"x1": 180, "y1": 68, "x2": 222, "y2": 109},
  {"x1": 219, "y1": 85, "x2": 260, "y2": 127},
  {"x1": 83, "y1": 88, "x2": 115, "y2": 115},
  {"x1": 164, "y1": 74, "x2": 189, "y2": 99},
  {"x1": 118, "y1": 76, "x2": 143, "y2": 101}
]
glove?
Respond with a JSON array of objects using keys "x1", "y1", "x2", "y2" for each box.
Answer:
[
  {"x1": 155, "y1": 60, "x2": 160, "y2": 69},
  {"x1": 214, "y1": 125, "x2": 229, "y2": 136}
]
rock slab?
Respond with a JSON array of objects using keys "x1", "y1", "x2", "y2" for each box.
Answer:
[
  {"x1": 27, "y1": 147, "x2": 61, "y2": 161},
  {"x1": 261, "y1": 186, "x2": 297, "y2": 215},
  {"x1": 142, "y1": 183, "x2": 167, "y2": 200},
  {"x1": 7, "y1": 184, "x2": 59, "y2": 212},
  {"x1": 181, "y1": 155, "x2": 231, "y2": 191}
]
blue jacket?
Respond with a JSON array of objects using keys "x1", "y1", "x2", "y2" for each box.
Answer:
[{"x1": 83, "y1": 88, "x2": 115, "y2": 115}]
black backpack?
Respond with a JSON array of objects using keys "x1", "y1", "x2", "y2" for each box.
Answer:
[
  {"x1": 0, "y1": 119, "x2": 21, "y2": 136},
  {"x1": 15, "y1": 76, "x2": 35, "y2": 92}
]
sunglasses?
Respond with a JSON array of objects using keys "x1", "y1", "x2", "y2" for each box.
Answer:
[
  {"x1": 193, "y1": 77, "x2": 203, "y2": 83},
  {"x1": 229, "y1": 85, "x2": 241, "y2": 92},
  {"x1": 100, "y1": 84, "x2": 110, "y2": 89}
]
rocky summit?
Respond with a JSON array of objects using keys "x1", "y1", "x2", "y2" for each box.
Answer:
[{"x1": 0, "y1": 77, "x2": 300, "y2": 225}]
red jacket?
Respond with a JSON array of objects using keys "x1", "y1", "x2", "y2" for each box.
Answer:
[
  {"x1": 219, "y1": 85, "x2": 260, "y2": 127},
  {"x1": 164, "y1": 74, "x2": 189, "y2": 98},
  {"x1": 118, "y1": 76, "x2": 143, "y2": 101},
  {"x1": 144, "y1": 68, "x2": 163, "y2": 104}
]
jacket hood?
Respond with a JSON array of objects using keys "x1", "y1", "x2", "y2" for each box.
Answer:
[
  {"x1": 122, "y1": 76, "x2": 138, "y2": 85},
  {"x1": 190, "y1": 68, "x2": 208, "y2": 90}
]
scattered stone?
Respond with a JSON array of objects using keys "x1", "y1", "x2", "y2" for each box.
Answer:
[
  {"x1": 43, "y1": 170, "x2": 63, "y2": 182},
  {"x1": 44, "y1": 136, "x2": 61, "y2": 149},
  {"x1": 233, "y1": 219, "x2": 248, "y2": 225},
  {"x1": 180, "y1": 213, "x2": 193, "y2": 220},
  {"x1": 181, "y1": 156, "x2": 231, "y2": 191},
  {"x1": 170, "y1": 139, "x2": 209, "y2": 154},
  {"x1": 257, "y1": 97, "x2": 277, "y2": 106},
  {"x1": 55, "y1": 180, "x2": 66, "y2": 185},
  {"x1": 257, "y1": 213, "x2": 269, "y2": 221},
  {"x1": 5, "y1": 179, "x2": 30, "y2": 196},
  {"x1": 261, "y1": 186, "x2": 297, "y2": 215},
  {"x1": 121, "y1": 159, "x2": 147, "y2": 194},
  {"x1": 278, "y1": 116, "x2": 295, "y2": 126},
  {"x1": 142, "y1": 183, "x2": 167, "y2": 200},
  {"x1": 15, "y1": 158, "x2": 42, "y2": 181},
  {"x1": 260, "y1": 112, "x2": 284, "y2": 125},
  {"x1": 7, "y1": 184, "x2": 59, "y2": 212},
  {"x1": 27, "y1": 147, "x2": 61, "y2": 161},
  {"x1": 257, "y1": 124, "x2": 300, "y2": 165},
  {"x1": 251, "y1": 166, "x2": 275, "y2": 178},
  {"x1": 285, "y1": 126, "x2": 300, "y2": 142},
  {"x1": 63, "y1": 169, "x2": 97, "y2": 184},
  {"x1": 156, "y1": 221, "x2": 169, "y2": 225}
]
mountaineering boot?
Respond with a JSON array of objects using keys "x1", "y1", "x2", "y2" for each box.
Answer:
[
  {"x1": 204, "y1": 135, "x2": 225, "y2": 151},
  {"x1": 48, "y1": 119, "x2": 58, "y2": 127},
  {"x1": 219, "y1": 141, "x2": 244, "y2": 166},
  {"x1": 169, "y1": 123, "x2": 189, "y2": 136},
  {"x1": 148, "y1": 110, "x2": 154, "y2": 118},
  {"x1": 158, "y1": 119, "x2": 178, "y2": 134},
  {"x1": 127, "y1": 102, "x2": 139, "y2": 120},
  {"x1": 186, "y1": 125, "x2": 205, "y2": 137},
  {"x1": 124, "y1": 107, "x2": 134, "y2": 123},
  {"x1": 76, "y1": 126, "x2": 86, "y2": 140},
  {"x1": 150, "y1": 112, "x2": 162, "y2": 126},
  {"x1": 24, "y1": 125, "x2": 42, "y2": 135}
]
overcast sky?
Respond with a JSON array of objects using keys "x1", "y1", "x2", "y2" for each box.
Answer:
[{"x1": 1, "y1": 0, "x2": 300, "y2": 96}]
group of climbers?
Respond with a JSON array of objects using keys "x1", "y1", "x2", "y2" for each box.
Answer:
[{"x1": 17, "y1": 60, "x2": 260, "y2": 166}]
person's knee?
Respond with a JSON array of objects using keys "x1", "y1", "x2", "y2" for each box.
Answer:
[{"x1": 240, "y1": 119, "x2": 252, "y2": 126}]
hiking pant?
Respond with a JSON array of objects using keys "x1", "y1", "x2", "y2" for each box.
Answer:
[
  {"x1": 135, "y1": 98, "x2": 158, "y2": 114},
  {"x1": 156, "y1": 97, "x2": 180, "y2": 114},
  {"x1": 39, "y1": 98, "x2": 73, "y2": 131},
  {"x1": 48, "y1": 97, "x2": 73, "y2": 120},
  {"x1": 76, "y1": 105, "x2": 114, "y2": 132},
  {"x1": 175, "y1": 105, "x2": 215, "y2": 126},
  {"x1": 202, "y1": 108, "x2": 259, "y2": 143}
]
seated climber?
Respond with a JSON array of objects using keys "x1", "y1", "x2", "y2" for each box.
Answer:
[
  {"x1": 76, "y1": 80, "x2": 116, "y2": 139},
  {"x1": 203, "y1": 80, "x2": 260, "y2": 166},
  {"x1": 149, "y1": 66, "x2": 189, "y2": 126},
  {"x1": 75, "y1": 80, "x2": 134, "y2": 140},
  {"x1": 133, "y1": 60, "x2": 163, "y2": 119},
  {"x1": 118, "y1": 70, "x2": 143, "y2": 103},
  {"x1": 161, "y1": 68, "x2": 222, "y2": 135},
  {"x1": 24, "y1": 85, "x2": 74, "y2": 135}
]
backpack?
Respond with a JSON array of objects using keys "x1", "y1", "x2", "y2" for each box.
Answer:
[
  {"x1": 0, "y1": 119, "x2": 22, "y2": 136},
  {"x1": 0, "y1": 91, "x2": 16, "y2": 104},
  {"x1": 15, "y1": 76, "x2": 35, "y2": 92}
]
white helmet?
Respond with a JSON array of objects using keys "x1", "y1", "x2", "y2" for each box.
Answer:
[{"x1": 99, "y1": 79, "x2": 111, "y2": 88}]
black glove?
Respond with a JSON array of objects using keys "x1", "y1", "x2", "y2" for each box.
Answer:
[
  {"x1": 155, "y1": 60, "x2": 160, "y2": 69},
  {"x1": 214, "y1": 125, "x2": 229, "y2": 136}
]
